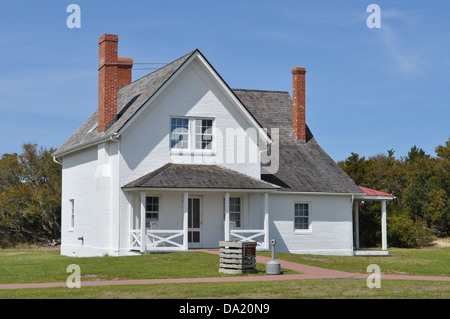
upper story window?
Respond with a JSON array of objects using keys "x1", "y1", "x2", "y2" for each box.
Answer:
[
  {"x1": 170, "y1": 117, "x2": 214, "y2": 151},
  {"x1": 170, "y1": 118, "x2": 189, "y2": 149},
  {"x1": 195, "y1": 119, "x2": 213, "y2": 150}
]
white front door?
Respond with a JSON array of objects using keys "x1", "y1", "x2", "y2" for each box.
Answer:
[{"x1": 188, "y1": 197, "x2": 202, "y2": 248}]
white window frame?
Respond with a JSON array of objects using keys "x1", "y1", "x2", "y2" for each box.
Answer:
[
  {"x1": 170, "y1": 116, "x2": 215, "y2": 154},
  {"x1": 69, "y1": 199, "x2": 75, "y2": 231},
  {"x1": 145, "y1": 196, "x2": 161, "y2": 229},
  {"x1": 224, "y1": 196, "x2": 242, "y2": 229},
  {"x1": 294, "y1": 202, "x2": 312, "y2": 233}
]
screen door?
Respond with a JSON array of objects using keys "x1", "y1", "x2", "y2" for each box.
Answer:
[{"x1": 188, "y1": 197, "x2": 202, "y2": 248}]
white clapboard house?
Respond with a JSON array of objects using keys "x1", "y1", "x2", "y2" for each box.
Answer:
[{"x1": 53, "y1": 34, "x2": 393, "y2": 257}]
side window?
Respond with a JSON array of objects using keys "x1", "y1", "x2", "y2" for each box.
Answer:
[
  {"x1": 69, "y1": 199, "x2": 75, "y2": 230},
  {"x1": 294, "y1": 203, "x2": 309, "y2": 230}
]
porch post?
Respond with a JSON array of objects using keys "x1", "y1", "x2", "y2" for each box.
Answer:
[
  {"x1": 264, "y1": 193, "x2": 269, "y2": 250},
  {"x1": 140, "y1": 192, "x2": 146, "y2": 253},
  {"x1": 381, "y1": 199, "x2": 387, "y2": 251},
  {"x1": 354, "y1": 200, "x2": 360, "y2": 249},
  {"x1": 224, "y1": 192, "x2": 230, "y2": 241},
  {"x1": 183, "y1": 192, "x2": 189, "y2": 251}
]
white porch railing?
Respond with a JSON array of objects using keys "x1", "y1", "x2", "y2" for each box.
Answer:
[
  {"x1": 131, "y1": 229, "x2": 142, "y2": 251},
  {"x1": 146, "y1": 229, "x2": 184, "y2": 251},
  {"x1": 130, "y1": 229, "x2": 185, "y2": 251},
  {"x1": 230, "y1": 229, "x2": 267, "y2": 250}
]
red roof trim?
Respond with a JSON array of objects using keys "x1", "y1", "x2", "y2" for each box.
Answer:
[{"x1": 359, "y1": 186, "x2": 394, "y2": 197}]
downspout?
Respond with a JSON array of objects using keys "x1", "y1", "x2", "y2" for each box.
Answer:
[
  {"x1": 109, "y1": 133, "x2": 121, "y2": 255},
  {"x1": 53, "y1": 156, "x2": 62, "y2": 165}
]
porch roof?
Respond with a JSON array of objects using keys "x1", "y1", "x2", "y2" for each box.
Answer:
[
  {"x1": 356, "y1": 186, "x2": 395, "y2": 200},
  {"x1": 122, "y1": 163, "x2": 280, "y2": 191}
]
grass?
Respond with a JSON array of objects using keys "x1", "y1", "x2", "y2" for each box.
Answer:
[
  {"x1": 1, "y1": 279, "x2": 450, "y2": 299},
  {"x1": 0, "y1": 246, "x2": 449, "y2": 299},
  {"x1": 0, "y1": 248, "x2": 295, "y2": 285},
  {"x1": 260, "y1": 247, "x2": 450, "y2": 277}
]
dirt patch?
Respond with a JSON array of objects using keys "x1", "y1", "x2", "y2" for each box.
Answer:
[{"x1": 433, "y1": 238, "x2": 450, "y2": 248}]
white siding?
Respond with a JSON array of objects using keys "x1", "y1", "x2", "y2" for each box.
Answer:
[{"x1": 268, "y1": 194, "x2": 354, "y2": 256}]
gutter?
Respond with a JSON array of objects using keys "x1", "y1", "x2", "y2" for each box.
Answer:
[{"x1": 52, "y1": 134, "x2": 118, "y2": 158}]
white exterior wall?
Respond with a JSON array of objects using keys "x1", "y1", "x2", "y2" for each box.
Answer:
[
  {"x1": 268, "y1": 194, "x2": 354, "y2": 256},
  {"x1": 119, "y1": 58, "x2": 262, "y2": 187},
  {"x1": 61, "y1": 142, "x2": 120, "y2": 257}
]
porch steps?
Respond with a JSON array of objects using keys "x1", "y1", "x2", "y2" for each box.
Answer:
[{"x1": 353, "y1": 249, "x2": 389, "y2": 256}]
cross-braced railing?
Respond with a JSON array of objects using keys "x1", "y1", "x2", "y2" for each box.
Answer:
[
  {"x1": 230, "y1": 229, "x2": 267, "y2": 250},
  {"x1": 146, "y1": 230, "x2": 184, "y2": 251}
]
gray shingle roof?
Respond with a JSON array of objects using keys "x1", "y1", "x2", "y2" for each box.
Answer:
[
  {"x1": 233, "y1": 89, "x2": 363, "y2": 194},
  {"x1": 122, "y1": 163, "x2": 280, "y2": 190}
]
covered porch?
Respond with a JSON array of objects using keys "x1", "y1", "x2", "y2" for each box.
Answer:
[
  {"x1": 122, "y1": 163, "x2": 279, "y2": 253},
  {"x1": 353, "y1": 186, "x2": 395, "y2": 256}
]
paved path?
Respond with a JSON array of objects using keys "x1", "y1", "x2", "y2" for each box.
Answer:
[{"x1": 0, "y1": 251, "x2": 449, "y2": 290}]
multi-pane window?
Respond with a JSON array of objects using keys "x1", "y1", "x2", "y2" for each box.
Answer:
[
  {"x1": 294, "y1": 203, "x2": 309, "y2": 230},
  {"x1": 146, "y1": 196, "x2": 159, "y2": 228},
  {"x1": 170, "y1": 117, "x2": 214, "y2": 151},
  {"x1": 195, "y1": 119, "x2": 213, "y2": 150},
  {"x1": 229, "y1": 197, "x2": 241, "y2": 228},
  {"x1": 170, "y1": 118, "x2": 189, "y2": 149},
  {"x1": 224, "y1": 197, "x2": 241, "y2": 228}
]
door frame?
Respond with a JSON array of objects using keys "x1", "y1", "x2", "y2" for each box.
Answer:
[{"x1": 188, "y1": 196, "x2": 202, "y2": 248}]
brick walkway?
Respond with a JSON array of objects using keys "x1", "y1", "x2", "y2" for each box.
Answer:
[{"x1": 0, "y1": 251, "x2": 449, "y2": 290}]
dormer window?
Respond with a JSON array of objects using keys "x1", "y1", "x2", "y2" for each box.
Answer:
[{"x1": 170, "y1": 117, "x2": 214, "y2": 152}]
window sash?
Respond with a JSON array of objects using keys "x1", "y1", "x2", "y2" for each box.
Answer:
[
  {"x1": 170, "y1": 118, "x2": 189, "y2": 149},
  {"x1": 170, "y1": 117, "x2": 214, "y2": 151},
  {"x1": 146, "y1": 196, "x2": 160, "y2": 227},
  {"x1": 70, "y1": 199, "x2": 75, "y2": 229},
  {"x1": 225, "y1": 197, "x2": 241, "y2": 228},
  {"x1": 294, "y1": 203, "x2": 309, "y2": 230}
]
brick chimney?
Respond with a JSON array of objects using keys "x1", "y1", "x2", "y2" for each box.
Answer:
[
  {"x1": 98, "y1": 34, "x2": 133, "y2": 132},
  {"x1": 292, "y1": 66, "x2": 306, "y2": 142}
]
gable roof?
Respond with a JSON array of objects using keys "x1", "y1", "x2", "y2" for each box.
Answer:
[
  {"x1": 122, "y1": 163, "x2": 280, "y2": 190},
  {"x1": 54, "y1": 49, "x2": 268, "y2": 157}
]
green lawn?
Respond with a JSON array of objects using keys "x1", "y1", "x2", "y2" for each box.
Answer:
[
  {"x1": 0, "y1": 246, "x2": 449, "y2": 299},
  {"x1": 260, "y1": 247, "x2": 450, "y2": 277},
  {"x1": 0, "y1": 248, "x2": 297, "y2": 284}
]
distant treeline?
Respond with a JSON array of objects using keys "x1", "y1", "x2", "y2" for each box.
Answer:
[
  {"x1": 338, "y1": 137, "x2": 450, "y2": 248},
  {"x1": 0, "y1": 143, "x2": 61, "y2": 248}
]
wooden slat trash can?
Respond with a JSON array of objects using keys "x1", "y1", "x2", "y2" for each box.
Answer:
[{"x1": 219, "y1": 241, "x2": 257, "y2": 274}]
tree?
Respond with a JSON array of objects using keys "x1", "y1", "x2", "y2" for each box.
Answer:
[{"x1": 0, "y1": 143, "x2": 61, "y2": 245}]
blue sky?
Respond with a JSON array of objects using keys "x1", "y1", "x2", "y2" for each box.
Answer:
[{"x1": 0, "y1": 0, "x2": 449, "y2": 161}]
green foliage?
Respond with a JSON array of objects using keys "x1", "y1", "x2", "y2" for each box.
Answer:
[
  {"x1": 339, "y1": 137, "x2": 450, "y2": 247},
  {"x1": 0, "y1": 143, "x2": 61, "y2": 246}
]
